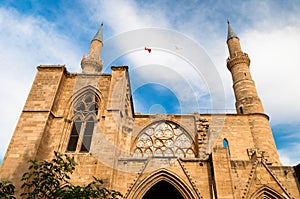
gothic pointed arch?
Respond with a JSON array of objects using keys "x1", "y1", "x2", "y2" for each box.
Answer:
[
  {"x1": 250, "y1": 186, "x2": 286, "y2": 199},
  {"x1": 63, "y1": 85, "x2": 103, "y2": 119},
  {"x1": 63, "y1": 85, "x2": 102, "y2": 153},
  {"x1": 127, "y1": 169, "x2": 199, "y2": 199},
  {"x1": 132, "y1": 120, "x2": 197, "y2": 158}
]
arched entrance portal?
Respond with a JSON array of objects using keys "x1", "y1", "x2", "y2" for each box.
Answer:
[
  {"x1": 126, "y1": 169, "x2": 199, "y2": 199},
  {"x1": 143, "y1": 180, "x2": 184, "y2": 199}
]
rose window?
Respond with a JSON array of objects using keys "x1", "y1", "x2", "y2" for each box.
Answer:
[{"x1": 133, "y1": 121, "x2": 195, "y2": 158}]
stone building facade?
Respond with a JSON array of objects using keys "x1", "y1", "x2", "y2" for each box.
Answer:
[{"x1": 1, "y1": 23, "x2": 300, "y2": 198}]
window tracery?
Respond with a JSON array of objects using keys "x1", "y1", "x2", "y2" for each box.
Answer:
[
  {"x1": 133, "y1": 121, "x2": 196, "y2": 158},
  {"x1": 66, "y1": 93, "x2": 98, "y2": 152}
]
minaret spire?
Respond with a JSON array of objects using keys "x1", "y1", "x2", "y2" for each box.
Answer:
[
  {"x1": 227, "y1": 20, "x2": 238, "y2": 41},
  {"x1": 81, "y1": 23, "x2": 104, "y2": 74},
  {"x1": 92, "y1": 22, "x2": 103, "y2": 43},
  {"x1": 226, "y1": 21, "x2": 243, "y2": 58}
]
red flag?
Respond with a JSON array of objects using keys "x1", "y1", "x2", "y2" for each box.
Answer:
[{"x1": 144, "y1": 47, "x2": 151, "y2": 53}]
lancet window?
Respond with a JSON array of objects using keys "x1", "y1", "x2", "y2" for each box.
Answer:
[
  {"x1": 133, "y1": 121, "x2": 196, "y2": 158},
  {"x1": 223, "y1": 138, "x2": 230, "y2": 157},
  {"x1": 66, "y1": 93, "x2": 98, "y2": 152}
]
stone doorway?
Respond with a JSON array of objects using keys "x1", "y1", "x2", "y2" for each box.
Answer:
[{"x1": 143, "y1": 180, "x2": 184, "y2": 199}]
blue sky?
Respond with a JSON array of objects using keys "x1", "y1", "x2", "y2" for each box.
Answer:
[{"x1": 0, "y1": 0, "x2": 300, "y2": 165}]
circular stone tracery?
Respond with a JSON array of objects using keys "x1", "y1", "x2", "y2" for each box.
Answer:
[{"x1": 133, "y1": 121, "x2": 195, "y2": 158}]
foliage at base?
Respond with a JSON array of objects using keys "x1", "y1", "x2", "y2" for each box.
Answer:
[
  {"x1": 0, "y1": 152, "x2": 122, "y2": 199},
  {"x1": 0, "y1": 179, "x2": 16, "y2": 199}
]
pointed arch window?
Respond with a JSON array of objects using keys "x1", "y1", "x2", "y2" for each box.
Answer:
[
  {"x1": 223, "y1": 138, "x2": 230, "y2": 157},
  {"x1": 66, "y1": 93, "x2": 98, "y2": 152}
]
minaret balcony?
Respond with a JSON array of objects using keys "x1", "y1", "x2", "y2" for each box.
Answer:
[
  {"x1": 226, "y1": 53, "x2": 250, "y2": 70},
  {"x1": 81, "y1": 56, "x2": 103, "y2": 74}
]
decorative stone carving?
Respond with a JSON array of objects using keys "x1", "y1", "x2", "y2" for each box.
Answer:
[
  {"x1": 133, "y1": 121, "x2": 196, "y2": 158},
  {"x1": 247, "y1": 148, "x2": 271, "y2": 164}
]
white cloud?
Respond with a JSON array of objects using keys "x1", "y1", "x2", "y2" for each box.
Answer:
[
  {"x1": 0, "y1": 7, "x2": 82, "y2": 158},
  {"x1": 86, "y1": 0, "x2": 171, "y2": 34},
  {"x1": 278, "y1": 142, "x2": 300, "y2": 166},
  {"x1": 241, "y1": 26, "x2": 300, "y2": 124}
]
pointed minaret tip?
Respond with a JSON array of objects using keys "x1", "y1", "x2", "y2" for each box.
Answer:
[
  {"x1": 81, "y1": 23, "x2": 104, "y2": 74},
  {"x1": 227, "y1": 20, "x2": 238, "y2": 41},
  {"x1": 92, "y1": 22, "x2": 103, "y2": 43}
]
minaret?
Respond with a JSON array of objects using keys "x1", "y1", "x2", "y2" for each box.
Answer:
[
  {"x1": 81, "y1": 23, "x2": 103, "y2": 74},
  {"x1": 226, "y1": 21, "x2": 264, "y2": 114}
]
